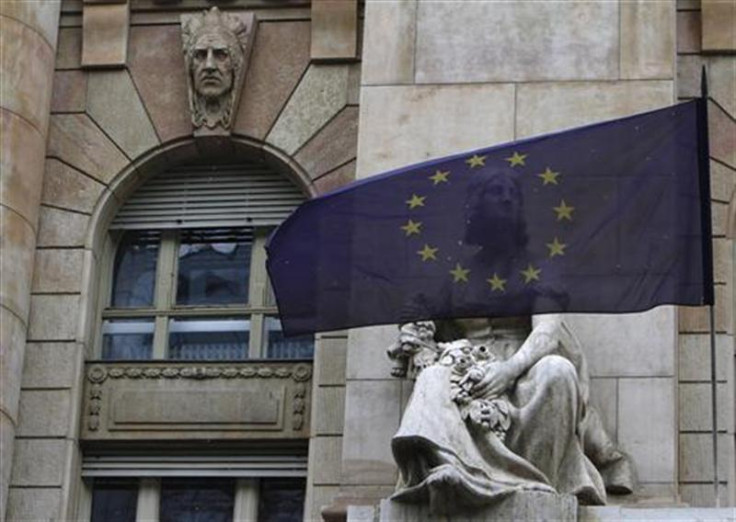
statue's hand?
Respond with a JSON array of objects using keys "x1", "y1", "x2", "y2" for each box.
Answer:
[{"x1": 471, "y1": 361, "x2": 517, "y2": 398}]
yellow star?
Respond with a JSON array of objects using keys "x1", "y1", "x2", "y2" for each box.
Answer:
[
  {"x1": 486, "y1": 273, "x2": 507, "y2": 292},
  {"x1": 449, "y1": 263, "x2": 470, "y2": 283},
  {"x1": 505, "y1": 151, "x2": 527, "y2": 167},
  {"x1": 520, "y1": 264, "x2": 541, "y2": 284},
  {"x1": 466, "y1": 155, "x2": 486, "y2": 168},
  {"x1": 538, "y1": 167, "x2": 560, "y2": 185},
  {"x1": 406, "y1": 194, "x2": 426, "y2": 209},
  {"x1": 546, "y1": 237, "x2": 567, "y2": 258},
  {"x1": 417, "y1": 244, "x2": 438, "y2": 261},
  {"x1": 401, "y1": 219, "x2": 422, "y2": 236},
  {"x1": 553, "y1": 200, "x2": 575, "y2": 221},
  {"x1": 429, "y1": 170, "x2": 450, "y2": 185}
]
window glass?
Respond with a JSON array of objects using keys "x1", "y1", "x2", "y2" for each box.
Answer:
[
  {"x1": 90, "y1": 478, "x2": 138, "y2": 522},
  {"x1": 111, "y1": 231, "x2": 160, "y2": 307},
  {"x1": 160, "y1": 478, "x2": 235, "y2": 522},
  {"x1": 168, "y1": 317, "x2": 249, "y2": 360},
  {"x1": 176, "y1": 229, "x2": 252, "y2": 306},
  {"x1": 263, "y1": 317, "x2": 314, "y2": 359},
  {"x1": 257, "y1": 478, "x2": 306, "y2": 522},
  {"x1": 102, "y1": 319, "x2": 155, "y2": 360}
]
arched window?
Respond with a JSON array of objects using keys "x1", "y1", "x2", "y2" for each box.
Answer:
[{"x1": 97, "y1": 162, "x2": 313, "y2": 361}]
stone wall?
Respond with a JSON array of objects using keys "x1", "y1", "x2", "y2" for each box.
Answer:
[
  {"x1": 676, "y1": 0, "x2": 736, "y2": 507},
  {"x1": 338, "y1": 0, "x2": 702, "y2": 511},
  {"x1": 0, "y1": 0, "x2": 61, "y2": 518},
  {"x1": 5, "y1": 2, "x2": 359, "y2": 520}
]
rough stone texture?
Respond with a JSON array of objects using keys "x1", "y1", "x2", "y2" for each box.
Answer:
[
  {"x1": 306, "y1": 485, "x2": 340, "y2": 522},
  {"x1": 295, "y1": 106, "x2": 358, "y2": 179},
  {"x1": 81, "y1": 3, "x2": 129, "y2": 67},
  {"x1": 0, "y1": 17, "x2": 56, "y2": 133},
  {"x1": 21, "y1": 343, "x2": 78, "y2": 389},
  {"x1": 267, "y1": 65, "x2": 349, "y2": 155},
  {"x1": 620, "y1": 0, "x2": 675, "y2": 80},
  {"x1": 357, "y1": 84, "x2": 515, "y2": 176},
  {"x1": 0, "y1": 207, "x2": 37, "y2": 321},
  {"x1": 580, "y1": 506, "x2": 735, "y2": 521},
  {"x1": 702, "y1": 0, "x2": 736, "y2": 51},
  {"x1": 679, "y1": 285, "x2": 732, "y2": 333},
  {"x1": 713, "y1": 237, "x2": 733, "y2": 284},
  {"x1": 36, "y1": 206, "x2": 89, "y2": 248},
  {"x1": 588, "y1": 378, "x2": 618, "y2": 442},
  {"x1": 516, "y1": 81, "x2": 674, "y2": 138},
  {"x1": 0, "y1": 0, "x2": 60, "y2": 49},
  {"x1": 679, "y1": 433, "x2": 732, "y2": 481},
  {"x1": 128, "y1": 25, "x2": 191, "y2": 142},
  {"x1": 362, "y1": 0, "x2": 415, "y2": 85},
  {"x1": 565, "y1": 308, "x2": 675, "y2": 377},
  {"x1": 313, "y1": 160, "x2": 356, "y2": 196},
  {"x1": 87, "y1": 70, "x2": 160, "y2": 158},
  {"x1": 679, "y1": 484, "x2": 732, "y2": 508},
  {"x1": 679, "y1": 334, "x2": 732, "y2": 381},
  {"x1": 311, "y1": 0, "x2": 357, "y2": 60},
  {"x1": 677, "y1": 56, "x2": 736, "y2": 116},
  {"x1": 0, "y1": 418, "x2": 15, "y2": 518},
  {"x1": 50, "y1": 69, "x2": 87, "y2": 113},
  {"x1": 0, "y1": 109, "x2": 46, "y2": 228},
  {"x1": 679, "y1": 383, "x2": 730, "y2": 431},
  {"x1": 309, "y1": 436, "x2": 343, "y2": 484},
  {"x1": 27, "y1": 295, "x2": 80, "y2": 341},
  {"x1": 314, "y1": 387, "x2": 346, "y2": 435},
  {"x1": 709, "y1": 101, "x2": 736, "y2": 168},
  {"x1": 415, "y1": 2, "x2": 618, "y2": 84},
  {"x1": 346, "y1": 326, "x2": 398, "y2": 380},
  {"x1": 55, "y1": 27, "x2": 82, "y2": 70},
  {"x1": 677, "y1": 10, "x2": 702, "y2": 53},
  {"x1": 31, "y1": 248, "x2": 85, "y2": 294},
  {"x1": 47, "y1": 114, "x2": 129, "y2": 183},
  {"x1": 6, "y1": 487, "x2": 61, "y2": 522},
  {"x1": 711, "y1": 160, "x2": 735, "y2": 203},
  {"x1": 342, "y1": 379, "x2": 401, "y2": 485},
  {"x1": 234, "y1": 20, "x2": 311, "y2": 140},
  {"x1": 618, "y1": 378, "x2": 675, "y2": 483},
  {"x1": 17, "y1": 390, "x2": 71, "y2": 437},
  {"x1": 314, "y1": 337, "x2": 347, "y2": 386},
  {"x1": 41, "y1": 159, "x2": 105, "y2": 214},
  {"x1": 380, "y1": 492, "x2": 578, "y2": 522},
  {"x1": 0, "y1": 309, "x2": 26, "y2": 422},
  {"x1": 10, "y1": 440, "x2": 66, "y2": 486}
]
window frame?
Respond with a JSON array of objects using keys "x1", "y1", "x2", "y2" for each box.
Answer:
[{"x1": 95, "y1": 227, "x2": 279, "y2": 360}]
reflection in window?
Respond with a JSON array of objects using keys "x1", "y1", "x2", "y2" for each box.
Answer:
[
  {"x1": 168, "y1": 317, "x2": 249, "y2": 360},
  {"x1": 90, "y1": 478, "x2": 138, "y2": 522},
  {"x1": 264, "y1": 317, "x2": 314, "y2": 359},
  {"x1": 177, "y1": 229, "x2": 252, "y2": 306},
  {"x1": 258, "y1": 478, "x2": 306, "y2": 522},
  {"x1": 160, "y1": 478, "x2": 235, "y2": 522},
  {"x1": 111, "y1": 231, "x2": 160, "y2": 308},
  {"x1": 102, "y1": 319, "x2": 155, "y2": 360}
]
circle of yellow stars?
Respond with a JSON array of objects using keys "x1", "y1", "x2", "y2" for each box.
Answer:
[{"x1": 399, "y1": 150, "x2": 574, "y2": 292}]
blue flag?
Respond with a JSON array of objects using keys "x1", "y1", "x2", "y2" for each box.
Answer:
[{"x1": 267, "y1": 100, "x2": 713, "y2": 336}]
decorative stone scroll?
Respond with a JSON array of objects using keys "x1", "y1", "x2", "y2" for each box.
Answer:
[
  {"x1": 83, "y1": 362, "x2": 312, "y2": 440},
  {"x1": 181, "y1": 7, "x2": 256, "y2": 135}
]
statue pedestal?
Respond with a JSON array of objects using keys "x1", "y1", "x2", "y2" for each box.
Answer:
[{"x1": 377, "y1": 491, "x2": 578, "y2": 521}]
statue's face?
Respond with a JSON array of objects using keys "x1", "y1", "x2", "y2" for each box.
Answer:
[{"x1": 191, "y1": 33, "x2": 234, "y2": 99}]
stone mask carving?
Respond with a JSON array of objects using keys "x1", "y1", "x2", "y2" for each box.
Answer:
[{"x1": 181, "y1": 7, "x2": 253, "y2": 132}]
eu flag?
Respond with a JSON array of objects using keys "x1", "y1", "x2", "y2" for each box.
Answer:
[{"x1": 267, "y1": 100, "x2": 713, "y2": 336}]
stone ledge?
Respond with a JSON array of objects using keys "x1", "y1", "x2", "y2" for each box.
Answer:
[{"x1": 579, "y1": 506, "x2": 735, "y2": 521}]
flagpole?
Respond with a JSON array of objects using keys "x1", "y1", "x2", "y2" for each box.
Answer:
[{"x1": 699, "y1": 65, "x2": 719, "y2": 508}]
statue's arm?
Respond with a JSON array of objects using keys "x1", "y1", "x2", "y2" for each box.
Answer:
[{"x1": 470, "y1": 314, "x2": 562, "y2": 398}]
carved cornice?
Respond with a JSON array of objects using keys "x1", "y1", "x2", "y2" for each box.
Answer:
[{"x1": 87, "y1": 363, "x2": 312, "y2": 383}]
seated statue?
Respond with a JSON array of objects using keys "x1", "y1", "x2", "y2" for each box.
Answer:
[{"x1": 387, "y1": 315, "x2": 635, "y2": 515}]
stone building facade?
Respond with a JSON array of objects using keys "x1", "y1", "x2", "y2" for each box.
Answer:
[{"x1": 0, "y1": 0, "x2": 734, "y2": 521}]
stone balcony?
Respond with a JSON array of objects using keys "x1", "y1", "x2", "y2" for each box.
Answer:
[{"x1": 81, "y1": 360, "x2": 312, "y2": 441}]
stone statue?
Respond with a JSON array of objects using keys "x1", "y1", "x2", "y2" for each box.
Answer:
[
  {"x1": 181, "y1": 7, "x2": 254, "y2": 132},
  {"x1": 387, "y1": 316, "x2": 636, "y2": 515}
]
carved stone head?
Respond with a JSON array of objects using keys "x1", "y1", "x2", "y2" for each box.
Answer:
[{"x1": 181, "y1": 7, "x2": 253, "y2": 132}]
